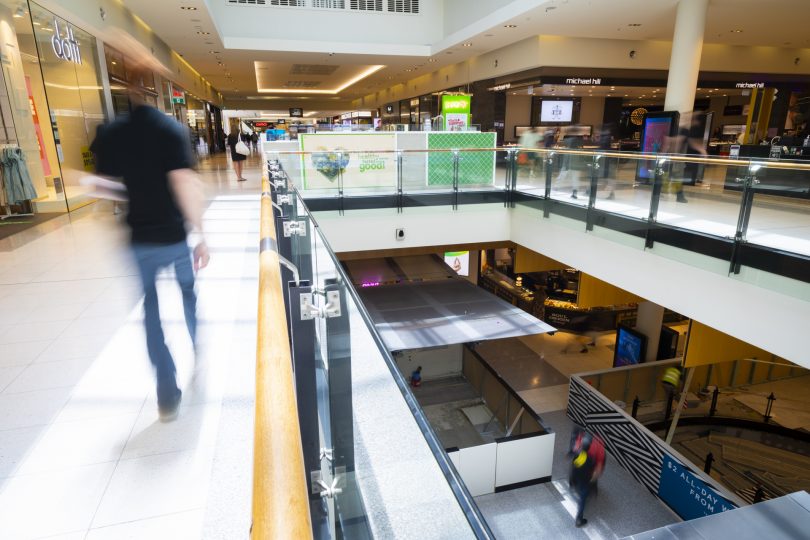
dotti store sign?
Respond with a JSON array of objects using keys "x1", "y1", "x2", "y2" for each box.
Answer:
[{"x1": 51, "y1": 18, "x2": 81, "y2": 65}]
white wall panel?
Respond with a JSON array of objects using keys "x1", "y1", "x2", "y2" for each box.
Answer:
[
  {"x1": 495, "y1": 433, "x2": 555, "y2": 488},
  {"x1": 315, "y1": 203, "x2": 511, "y2": 253},
  {"x1": 456, "y1": 443, "x2": 497, "y2": 497}
]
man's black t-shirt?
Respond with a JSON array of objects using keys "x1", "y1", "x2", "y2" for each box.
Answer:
[{"x1": 92, "y1": 106, "x2": 195, "y2": 244}]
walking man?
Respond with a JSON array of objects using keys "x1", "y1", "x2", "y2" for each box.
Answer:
[{"x1": 91, "y1": 70, "x2": 209, "y2": 421}]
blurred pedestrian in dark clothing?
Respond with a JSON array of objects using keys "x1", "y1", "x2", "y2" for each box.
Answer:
[
  {"x1": 91, "y1": 71, "x2": 209, "y2": 422},
  {"x1": 227, "y1": 132, "x2": 247, "y2": 181},
  {"x1": 570, "y1": 432, "x2": 596, "y2": 527}
]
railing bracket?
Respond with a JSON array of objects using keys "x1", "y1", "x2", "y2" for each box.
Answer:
[
  {"x1": 300, "y1": 290, "x2": 341, "y2": 320},
  {"x1": 283, "y1": 220, "x2": 307, "y2": 237},
  {"x1": 311, "y1": 468, "x2": 345, "y2": 499}
]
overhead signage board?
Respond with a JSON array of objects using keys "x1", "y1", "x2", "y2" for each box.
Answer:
[
  {"x1": 441, "y1": 94, "x2": 471, "y2": 131},
  {"x1": 658, "y1": 454, "x2": 736, "y2": 520},
  {"x1": 289, "y1": 107, "x2": 304, "y2": 117},
  {"x1": 171, "y1": 88, "x2": 185, "y2": 104}
]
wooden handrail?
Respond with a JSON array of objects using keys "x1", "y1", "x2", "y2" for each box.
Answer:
[{"x1": 252, "y1": 177, "x2": 313, "y2": 539}]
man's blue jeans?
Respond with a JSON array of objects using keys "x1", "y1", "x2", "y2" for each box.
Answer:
[{"x1": 132, "y1": 241, "x2": 197, "y2": 406}]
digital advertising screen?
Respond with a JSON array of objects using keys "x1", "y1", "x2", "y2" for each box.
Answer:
[
  {"x1": 613, "y1": 325, "x2": 647, "y2": 367},
  {"x1": 540, "y1": 100, "x2": 574, "y2": 123},
  {"x1": 444, "y1": 251, "x2": 470, "y2": 276},
  {"x1": 637, "y1": 112, "x2": 679, "y2": 180}
]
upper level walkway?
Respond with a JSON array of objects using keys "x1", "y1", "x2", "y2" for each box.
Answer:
[{"x1": 0, "y1": 154, "x2": 263, "y2": 539}]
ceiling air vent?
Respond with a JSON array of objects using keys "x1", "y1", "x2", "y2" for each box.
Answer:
[
  {"x1": 269, "y1": 0, "x2": 303, "y2": 5},
  {"x1": 388, "y1": 0, "x2": 418, "y2": 13},
  {"x1": 350, "y1": 0, "x2": 383, "y2": 11},
  {"x1": 283, "y1": 81, "x2": 323, "y2": 88},
  {"x1": 290, "y1": 64, "x2": 340, "y2": 75},
  {"x1": 226, "y1": 0, "x2": 267, "y2": 5},
  {"x1": 312, "y1": 0, "x2": 346, "y2": 7}
]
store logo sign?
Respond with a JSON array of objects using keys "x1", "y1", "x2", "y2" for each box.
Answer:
[
  {"x1": 51, "y1": 19, "x2": 81, "y2": 65},
  {"x1": 735, "y1": 82, "x2": 765, "y2": 89},
  {"x1": 565, "y1": 77, "x2": 602, "y2": 85}
]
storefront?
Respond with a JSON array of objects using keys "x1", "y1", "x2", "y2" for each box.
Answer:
[
  {"x1": 496, "y1": 67, "x2": 810, "y2": 153},
  {"x1": 0, "y1": 1, "x2": 107, "y2": 214}
]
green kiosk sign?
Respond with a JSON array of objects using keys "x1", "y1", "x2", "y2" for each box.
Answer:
[{"x1": 441, "y1": 94, "x2": 471, "y2": 131}]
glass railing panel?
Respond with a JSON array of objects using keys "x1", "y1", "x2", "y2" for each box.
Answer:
[
  {"x1": 456, "y1": 147, "x2": 501, "y2": 193},
  {"x1": 513, "y1": 148, "x2": 547, "y2": 194},
  {"x1": 399, "y1": 149, "x2": 436, "y2": 194},
  {"x1": 283, "y1": 184, "x2": 490, "y2": 538},
  {"x1": 592, "y1": 152, "x2": 652, "y2": 218},
  {"x1": 547, "y1": 149, "x2": 590, "y2": 207},
  {"x1": 745, "y1": 161, "x2": 810, "y2": 257},
  {"x1": 651, "y1": 155, "x2": 747, "y2": 239}
]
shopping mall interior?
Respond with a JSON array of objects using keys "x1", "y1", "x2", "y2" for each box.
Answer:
[{"x1": 0, "y1": 1, "x2": 809, "y2": 539}]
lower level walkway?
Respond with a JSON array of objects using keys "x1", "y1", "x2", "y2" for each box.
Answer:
[
  {"x1": 473, "y1": 336, "x2": 679, "y2": 539},
  {"x1": 0, "y1": 153, "x2": 263, "y2": 539}
]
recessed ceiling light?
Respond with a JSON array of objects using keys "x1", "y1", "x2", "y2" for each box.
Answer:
[
  {"x1": 628, "y1": 23, "x2": 642, "y2": 27},
  {"x1": 463, "y1": 42, "x2": 472, "y2": 47},
  {"x1": 732, "y1": 29, "x2": 743, "y2": 33},
  {"x1": 197, "y1": 31, "x2": 210, "y2": 35},
  {"x1": 428, "y1": 58, "x2": 436, "y2": 63},
  {"x1": 504, "y1": 24, "x2": 517, "y2": 28},
  {"x1": 180, "y1": 6, "x2": 198, "y2": 10},
  {"x1": 111, "y1": 61, "x2": 117, "y2": 65}
]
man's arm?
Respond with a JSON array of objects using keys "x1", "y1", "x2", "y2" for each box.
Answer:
[{"x1": 168, "y1": 168, "x2": 209, "y2": 271}]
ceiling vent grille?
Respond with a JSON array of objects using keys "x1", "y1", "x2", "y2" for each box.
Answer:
[
  {"x1": 269, "y1": 0, "x2": 303, "y2": 5},
  {"x1": 226, "y1": 0, "x2": 267, "y2": 5},
  {"x1": 284, "y1": 81, "x2": 323, "y2": 88},
  {"x1": 312, "y1": 0, "x2": 345, "y2": 7},
  {"x1": 388, "y1": 0, "x2": 418, "y2": 13},
  {"x1": 290, "y1": 64, "x2": 340, "y2": 75},
  {"x1": 350, "y1": 0, "x2": 383, "y2": 11}
]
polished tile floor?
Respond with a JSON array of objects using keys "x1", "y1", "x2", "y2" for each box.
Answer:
[{"x1": 0, "y1": 153, "x2": 262, "y2": 539}]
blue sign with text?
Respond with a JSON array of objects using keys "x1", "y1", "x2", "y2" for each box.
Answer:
[{"x1": 658, "y1": 454, "x2": 736, "y2": 520}]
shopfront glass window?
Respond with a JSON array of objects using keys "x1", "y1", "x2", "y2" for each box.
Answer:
[
  {"x1": 0, "y1": 0, "x2": 62, "y2": 212},
  {"x1": 30, "y1": 2, "x2": 106, "y2": 211}
]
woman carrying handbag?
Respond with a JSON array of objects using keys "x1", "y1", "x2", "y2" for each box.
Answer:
[{"x1": 227, "y1": 131, "x2": 249, "y2": 181}]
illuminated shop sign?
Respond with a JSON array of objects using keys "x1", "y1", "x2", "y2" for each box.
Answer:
[
  {"x1": 488, "y1": 83, "x2": 511, "y2": 91},
  {"x1": 565, "y1": 77, "x2": 602, "y2": 85},
  {"x1": 51, "y1": 18, "x2": 81, "y2": 65},
  {"x1": 735, "y1": 82, "x2": 765, "y2": 89}
]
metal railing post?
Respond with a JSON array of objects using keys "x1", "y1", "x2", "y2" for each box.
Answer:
[
  {"x1": 396, "y1": 150, "x2": 404, "y2": 213},
  {"x1": 729, "y1": 161, "x2": 760, "y2": 275},
  {"x1": 585, "y1": 154, "x2": 600, "y2": 231},
  {"x1": 543, "y1": 152, "x2": 554, "y2": 218},
  {"x1": 645, "y1": 156, "x2": 666, "y2": 249},
  {"x1": 452, "y1": 149, "x2": 460, "y2": 210}
]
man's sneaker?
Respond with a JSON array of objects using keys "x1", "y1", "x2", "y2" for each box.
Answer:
[
  {"x1": 158, "y1": 390, "x2": 182, "y2": 422},
  {"x1": 576, "y1": 518, "x2": 588, "y2": 527}
]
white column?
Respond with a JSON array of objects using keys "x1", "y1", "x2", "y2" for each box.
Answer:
[
  {"x1": 635, "y1": 301, "x2": 665, "y2": 363},
  {"x1": 663, "y1": 0, "x2": 709, "y2": 113}
]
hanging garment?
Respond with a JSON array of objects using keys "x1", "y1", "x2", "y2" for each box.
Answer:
[{"x1": 0, "y1": 147, "x2": 37, "y2": 204}]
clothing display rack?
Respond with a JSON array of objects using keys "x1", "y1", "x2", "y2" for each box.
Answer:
[{"x1": 0, "y1": 142, "x2": 36, "y2": 220}]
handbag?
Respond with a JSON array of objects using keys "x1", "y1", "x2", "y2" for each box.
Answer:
[{"x1": 235, "y1": 140, "x2": 250, "y2": 156}]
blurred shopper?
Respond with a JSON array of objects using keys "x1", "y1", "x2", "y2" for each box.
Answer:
[
  {"x1": 91, "y1": 70, "x2": 209, "y2": 422},
  {"x1": 598, "y1": 123, "x2": 617, "y2": 200},
  {"x1": 557, "y1": 125, "x2": 588, "y2": 199},
  {"x1": 410, "y1": 366, "x2": 423, "y2": 387},
  {"x1": 227, "y1": 131, "x2": 248, "y2": 181},
  {"x1": 251, "y1": 131, "x2": 260, "y2": 153},
  {"x1": 666, "y1": 112, "x2": 708, "y2": 203},
  {"x1": 518, "y1": 126, "x2": 542, "y2": 177},
  {"x1": 570, "y1": 431, "x2": 596, "y2": 527}
]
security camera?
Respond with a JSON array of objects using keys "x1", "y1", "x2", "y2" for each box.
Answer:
[{"x1": 629, "y1": 50, "x2": 637, "y2": 59}]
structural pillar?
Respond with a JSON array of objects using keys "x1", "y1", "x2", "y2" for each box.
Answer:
[
  {"x1": 663, "y1": 0, "x2": 709, "y2": 114},
  {"x1": 635, "y1": 301, "x2": 665, "y2": 363}
]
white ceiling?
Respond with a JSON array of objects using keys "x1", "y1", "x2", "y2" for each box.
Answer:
[{"x1": 121, "y1": 0, "x2": 810, "y2": 112}]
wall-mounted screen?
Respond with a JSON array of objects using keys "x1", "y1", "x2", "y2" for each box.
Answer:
[
  {"x1": 540, "y1": 100, "x2": 574, "y2": 123},
  {"x1": 613, "y1": 324, "x2": 648, "y2": 367},
  {"x1": 444, "y1": 251, "x2": 470, "y2": 276}
]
